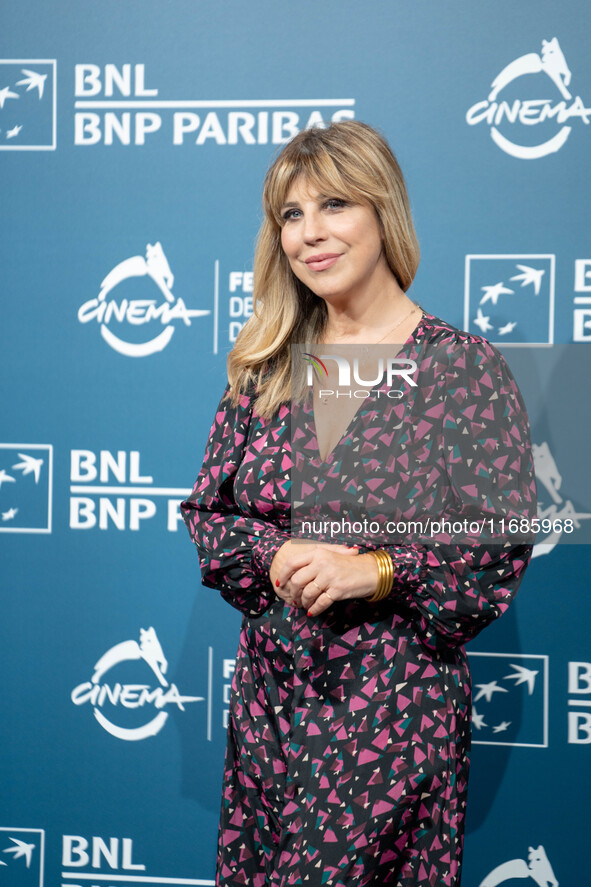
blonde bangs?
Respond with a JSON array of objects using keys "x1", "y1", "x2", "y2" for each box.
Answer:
[{"x1": 264, "y1": 144, "x2": 377, "y2": 230}]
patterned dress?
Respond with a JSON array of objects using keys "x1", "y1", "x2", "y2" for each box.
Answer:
[{"x1": 181, "y1": 314, "x2": 536, "y2": 887}]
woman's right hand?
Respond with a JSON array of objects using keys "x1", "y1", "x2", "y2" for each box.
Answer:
[{"x1": 270, "y1": 540, "x2": 359, "y2": 607}]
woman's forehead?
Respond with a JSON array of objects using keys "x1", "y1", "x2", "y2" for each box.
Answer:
[
  {"x1": 282, "y1": 176, "x2": 323, "y2": 203},
  {"x1": 279, "y1": 171, "x2": 350, "y2": 205}
]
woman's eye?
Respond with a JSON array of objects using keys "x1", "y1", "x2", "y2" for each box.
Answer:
[
  {"x1": 325, "y1": 198, "x2": 347, "y2": 210},
  {"x1": 281, "y1": 208, "x2": 301, "y2": 222}
]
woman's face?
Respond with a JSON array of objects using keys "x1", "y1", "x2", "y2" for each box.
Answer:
[{"x1": 279, "y1": 177, "x2": 390, "y2": 304}]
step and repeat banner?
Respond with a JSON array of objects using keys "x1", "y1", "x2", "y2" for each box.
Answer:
[{"x1": 2, "y1": 2, "x2": 591, "y2": 885}]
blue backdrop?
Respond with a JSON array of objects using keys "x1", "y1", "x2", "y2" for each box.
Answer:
[{"x1": 2, "y1": 2, "x2": 591, "y2": 885}]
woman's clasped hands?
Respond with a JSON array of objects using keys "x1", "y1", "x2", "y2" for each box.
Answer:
[{"x1": 269, "y1": 540, "x2": 380, "y2": 616}]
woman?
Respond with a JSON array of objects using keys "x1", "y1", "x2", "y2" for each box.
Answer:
[{"x1": 182, "y1": 121, "x2": 536, "y2": 886}]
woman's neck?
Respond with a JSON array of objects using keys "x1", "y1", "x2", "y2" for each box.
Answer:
[{"x1": 322, "y1": 287, "x2": 416, "y2": 345}]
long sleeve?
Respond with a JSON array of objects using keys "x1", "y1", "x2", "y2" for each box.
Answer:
[
  {"x1": 381, "y1": 541, "x2": 532, "y2": 652},
  {"x1": 181, "y1": 385, "x2": 290, "y2": 617},
  {"x1": 380, "y1": 338, "x2": 537, "y2": 652}
]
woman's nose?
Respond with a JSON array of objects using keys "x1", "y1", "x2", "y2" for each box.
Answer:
[{"x1": 302, "y1": 211, "x2": 327, "y2": 243}]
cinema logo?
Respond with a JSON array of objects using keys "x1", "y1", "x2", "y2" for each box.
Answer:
[
  {"x1": 478, "y1": 844, "x2": 558, "y2": 887},
  {"x1": 71, "y1": 627, "x2": 203, "y2": 741},
  {"x1": 77, "y1": 242, "x2": 210, "y2": 357},
  {"x1": 302, "y1": 351, "x2": 418, "y2": 401},
  {"x1": 74, "y1": 63, "x2": 355, "y2": 146},
  {"x1": 69, "y1": 449, "x2": 190, "y2": 532},
  {"x1": 532, "y1": 440, "x2": 591, "y2": 558},
  {"x1": 466, "y1": 37, "x2": 590, "y2": 158}
]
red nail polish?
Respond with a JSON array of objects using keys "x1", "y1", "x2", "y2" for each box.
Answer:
[
  {"x1": 307, "y1": 610, "x2": 313, "y2": 617},
  {"x1": 275, "y1": 579, "x2": 280, "y2": 587}
]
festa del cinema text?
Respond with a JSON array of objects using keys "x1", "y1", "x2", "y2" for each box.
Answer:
[{"x1": 74, "y1": 64, "x2": 355, "y2": 146}]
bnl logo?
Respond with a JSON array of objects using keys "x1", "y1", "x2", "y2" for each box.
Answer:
[
  {"x1": 573, "y1": 259, "x2": 591, "y2": 341},
  {"x1": 465, "y1": 255, "x2": 554, "y2": 344},
  {"x1": 0, "y1": 444, "x2": 53, "y2": 533},
  {"x1": 0, "y1": 60, "x2": 56, "y2": 150},
  {"x1": 0, "y1": 828, "x2": 44, "y2": 887},
  {"x1": 467, "y1": 652, "x2": 549, "y2": 747}
]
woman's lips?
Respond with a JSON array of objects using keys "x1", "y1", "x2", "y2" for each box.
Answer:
[{"x1": 304, "y1": 253, "x2": 341, "y2": 271}]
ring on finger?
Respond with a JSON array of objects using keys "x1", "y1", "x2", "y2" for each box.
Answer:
[{"x1": 313, "y1": 580, "x2": 324, "y2": 592}]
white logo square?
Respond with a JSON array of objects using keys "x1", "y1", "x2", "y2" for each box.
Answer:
[
  {"x1": 0, "y1": 60, "x2": 56, "y2": 150},
  {"x1": 468, "y1": 652, "x2": 549, "y2": 748},
  {"x1": 0, "y1": 444, "x2": 53, "y2": 533},
  {"x1": 464, "y1": 254, "x2": 555, "y2": 345},
  {"x1": 0, "y1": 827, "x2": 45, "y2": 887}
]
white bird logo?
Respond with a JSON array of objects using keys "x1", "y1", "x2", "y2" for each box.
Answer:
[
  {"x1": 492, "y1": 720, "x2": 511, "y2": 734},
  {"x1": 472, "y1": 707, "x2": 488, "y2": 730},
  {"x1": 12, "y1": 453, "x2": 44, "y2": 483},
  {"x1": 3, "y1": 837, "x2": 36, "y2": 868},
  {"x1": 0, "y1": 85, "x2": 20, "y2": 109},
  {"x1": 498, "y1": 321, "x2": 517, "y2": 335},
  {"x1": 2, "y1": 508, "x2": 18, "y2": 521},
  {"x1": 16, "y1": 68, "x2": 48, "y2": 99},
  {"x1": 510, "y1": 264, "x2": 545, "y2": 296},
  {"x1": 6, "y1": 124, "x2": 23, "y2": 139},
  {"x1": 504, "y1": 663, "x2": 539, "y2": 695},
  {"x1": 473, "y1": 308, "x2": 494, "y2": 333},
  {"x1": 473, "y1": 680, "x2": 509, "y2": 703},
  {"x1": 0, "y1": 469, "x2": 16, "y2": 488},
  {"x1": 480, "y1": 282, "x2": 514, "y2": 306}
]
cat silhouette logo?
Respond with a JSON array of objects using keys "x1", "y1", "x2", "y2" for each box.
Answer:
[
  {"x1": 77, "y1": 242, "x2": 210, "y2": 357},
  {"x1": 464, "y1": 255, "x2": 554, "y2": 345},
  {"x1": 479, "y1": 844, "x2": 558, "y2": 887},
  {"x1": 467, "y1": 37, "x2": 590, "y2": 159},
  {"x1": 0, "y1": 444, "x2": 53, "y2": 534},
  {"x1": 532, "y1": 440, "x2": 591, "y2": 558},
  {"x1": 0, "y1": 827, "x2": 45, "y2": 887},
  {"x1": 0, "y1": 60, "x2": 56, "y2": 150},
  {"x1": 71, "y1": 627, "x2": 203, "y2": 740}
]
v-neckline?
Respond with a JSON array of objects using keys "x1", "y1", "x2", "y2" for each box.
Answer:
[{"x1": 307, "y1": 312, "x2": 429, "y2": 465}]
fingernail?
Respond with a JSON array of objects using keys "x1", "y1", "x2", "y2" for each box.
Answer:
[
  {"x1": 307, "y1": 610, "x2": 313, "y2": 617},
  {"x1": 275, "y1": 579, "x2": 280, "y2": 587}
]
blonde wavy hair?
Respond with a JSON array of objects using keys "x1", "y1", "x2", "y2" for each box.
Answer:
[{"x1": 227, "y1": 120, "x2": 420, "y2": 417}]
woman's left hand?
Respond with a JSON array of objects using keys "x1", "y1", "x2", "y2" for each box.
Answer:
[{"x1": 276, "y1": 545, "x2": 380, "y2": 616}]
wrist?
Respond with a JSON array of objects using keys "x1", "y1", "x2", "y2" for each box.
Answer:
[
  {"x1": 255, "y1": 532, "x2": 291, "y2": 583},
  {"x1": 355, "y1": 553, "x2": 379, "y2": 598}
]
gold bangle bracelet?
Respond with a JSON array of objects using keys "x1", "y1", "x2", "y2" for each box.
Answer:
[
  {"x1": 376, "y1": 571, "x2": 392, "y2": 601},
  {"x1": 376, "y1": 557, "x2": 393, "y2": 601},
  {"x1": 369, "y1": 551, "x2": 384, "y2": 602},
  {"x1": 378, "y1": 550, "x2": 394, "y2": 601},
  {"x1": 378, "y1": 550, "x2": 393, "y2": 601},
  {"x1": 368, "y1": 550, "x2": 394, "y2": 603},
  {"x1": 370, "y1": 557, "x2": 387, "y2": 602},
  {"x1": 371, "y1": 551, "x2": 385, "y2": 599}
]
